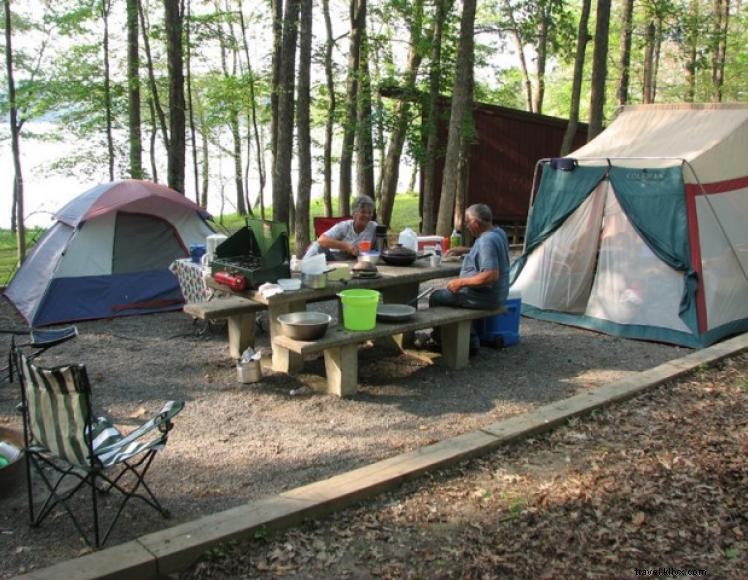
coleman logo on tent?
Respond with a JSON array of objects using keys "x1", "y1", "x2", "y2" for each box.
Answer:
[{"x1": 625, "y1": 170, "x2": 667, "y2": 181}]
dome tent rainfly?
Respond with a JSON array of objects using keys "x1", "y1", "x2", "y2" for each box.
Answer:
[
  {"x1": 5, "y1": 180, "x2": 214, "y2": 326},
  {"x1": 510, "y1": 103, "x2": 748, "y2": 348}
]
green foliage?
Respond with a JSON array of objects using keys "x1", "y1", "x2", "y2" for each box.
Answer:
[{"x1": 0, "y1": 228, "x2": 44, "y2": 286}]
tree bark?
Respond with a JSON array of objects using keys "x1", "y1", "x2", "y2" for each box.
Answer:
[
  {"x1": 185, "y1": 0, "x2": 200, "y2": 203},
  {"x1": 127, "y1": 0, "x2": 143, "y2": 179},
  {"x1": 421, "y1": 0, "x2": 448, "y2": 235},
  {"x1": 643, "y1": 20, "x2": 655, "y2": 103},
  {"x1": 711, "y1": 0, "x2": 729, "y2": 102},
  {"x1": 533, "y1": 2, "x2": 550, "y2": 114},
  {"x1": 139, "y1": 0, "x2": 169, "y2": 154},
  {"x1": 165, "y1": 0, "x2": 186, "y2": 193},
  {"x1": 339, "y1": 0, "x2": 365, "y2": 216},
  {"x1": 295, "y1": 0, "x2": 313, "y2": 256},
  {"x1": 4, "y1": 0, "x2": 26, "y2": 261},
  {"x1": 272, "y1": 0, "x2": 301, "y2": 226},
  {"x1": 502, "y1": 0, "x2": 533, "y2": 112},
  {"x1": 587, "y1": 0, "x2": 611, "y2": 140},
  {"x1": 378, "y1": 0, "x2": 425, "y2": 228},
  {"x1": 435, "y1": 0, "x2": 476, "y2": 237},
  {"x1": 354, "y1": 5, "x2": 375, "y2": 202},
  {"x1": 322, "y1": 0, "x2": 336, "y2": 217},
  {"x1": 148, "y1": 97, "x2": 159, "y2": 181},
  {"x1": 616, "y1": 0, "x2": 634, "y2": 107},
  {"x1": 560, "y1": 0, "x2": 591, "y2": 156},
  {"x1": 684, "y1": 0, "x2": 699, "y2": 102},
  {"x1": 270, "y1": 0, "x2": 283, "y2": 187},
  {"x1": 102, "y1": 0, "x2": 115, "y2": 181}
]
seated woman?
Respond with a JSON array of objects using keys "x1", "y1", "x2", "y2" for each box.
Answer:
[{"x1": 304, "y1": 195, "x2": 378, "y2": 260}]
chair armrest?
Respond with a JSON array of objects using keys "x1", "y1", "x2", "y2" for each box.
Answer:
[{"x1": 94, "y1": 401, "x2": 185, "y2": 457}]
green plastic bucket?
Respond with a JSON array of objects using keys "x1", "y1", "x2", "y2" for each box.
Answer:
[{"x1": 337, "y1": 289, "x2": 380, "y2": 331}]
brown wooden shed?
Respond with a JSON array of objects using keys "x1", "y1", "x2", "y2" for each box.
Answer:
[{"x1": 422, "y1": 101, "x2": 589, "y2": 242}]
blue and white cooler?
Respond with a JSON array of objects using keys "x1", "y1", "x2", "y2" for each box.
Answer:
[{"x1": 477, "y1": 288, "x2": 522, "y2": 347}]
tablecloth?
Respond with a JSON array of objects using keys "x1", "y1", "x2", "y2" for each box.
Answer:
[{"x1": 169, "y1": 258, "x2": 215, "y2": 303}]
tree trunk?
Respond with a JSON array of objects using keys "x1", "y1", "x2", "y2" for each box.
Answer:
[
  {"x1": 139, "y1": 0, "x2": 169, "y2": 153},
  {"x1": 127, "y1": 0, "x2": 143, "y2": 179},
  {"x1": 148, "y1": 97, "x2": 159, "y2": 181},
  {"x1": 502, "y1": 0, "x2": 533, "y2": 112},
  {"x1": 322, "y1": 0, "x2": 335, "y2": 217},
  {"x1": 684, "y1": 0, "x2": 699, "y2": 103},
  {"x1": 4, "y1": 0, "x2": 26, "y2": 262},
  {"x1": 355, "y1": 10, "x2": 375, "y2": 202},
  {"x1": 295, "y1": 0, "x2": 313, "y2": 256},
  {"x1": 165, "y1": 0, "x2": 186, "y2": 193},
  {"x1": 421, "y1": 0, "x2": 448, "y2": 235},
  {"x1": 587, "y1": 0, "x2": 611, "y2": 140},
  {"x1": 643, "y1": 20, "x2": 655, "y2": 104},
  {"x1": 339, "y1": 0, "x2": 365, "y2": 216},
  {"x1": 273, "y1": 0, "x2": 301, "y2": 226},
  {"x1": 560, "y1": 0, "x2": 591, "y2": 156},
  {"x1": 378, "y1": 0, "x2": 424, "y2": 227},
  {"x1": 199, "y1": 109, "x2": 210, "y2": 208},
  {"x1": 533, "y1": 3, "x2": 549, "y2": 114},
  {"x1": 185, "y1": 0, "x2": 200, "y2": 203},
  {"x1": 102, "y1": 0, "x2": 115, "y2": 181},
  {"x1": 616, "y1": 0, "x2": 634, "y2": 107},
  {"x1": 238, "y1": 1, "x2": 265, "y2": 213},
  {"x1": 711, "y1": 0, "x2": 729, "y2": 102},
  {"x1": 270, "y1": 0, "x2": 283, "y2": 187},
  {"x1": 435, "y1": 0, "x2": 476, "y2": 237}
]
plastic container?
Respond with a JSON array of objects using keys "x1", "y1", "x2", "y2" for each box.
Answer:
[
  {"x1": 477, "y1": 289, "x2": 522, "y2": 347},
  {"x1": 450, "y1": 229, "x2": 462, "y2": 250},
  {"x1": 237, "y1": 360, "x2": 262, "y2": 383},
  {"x1": 206, "y1": 234, "x2": 228, "y2": 261},
  {"x1": 416, "y1": 235, "x2": 444, "y2": 252},
  {"x1": 190, "y1": 243, "x2": 207, "y2": 264},
  {"x1": 398, "y1": 228, "x2": 418, "y2": 252},
  {"x1": 337, "y1": 289, "x2": 381, "y2": 331}
]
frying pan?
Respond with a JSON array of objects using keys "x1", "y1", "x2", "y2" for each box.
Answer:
[{"x1": 375, "y1": 287, "x2": 436, "y2": 322}]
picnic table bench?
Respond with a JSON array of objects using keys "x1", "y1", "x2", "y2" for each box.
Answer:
[
  {"x1": 183, "y1": 296, "x2": 265, "y2": 359},
  {"x1": 272, "y1": 304, "x2": 506, "y2": 397}
]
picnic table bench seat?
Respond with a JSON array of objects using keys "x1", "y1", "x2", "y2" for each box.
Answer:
[
  {"x1": 272, "y1": 304, "x2": 506, "y2": 397},
  {"x1": 183, "y1": 297, "x2": 265, "y2": 359}
]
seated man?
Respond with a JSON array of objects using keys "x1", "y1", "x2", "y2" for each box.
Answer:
[
  {"x1": 428, "y1": 203, "x2": 510, "y2": 355},
  {"x1": 303, "y1": 195, "x2": 378, "y2": 261}
]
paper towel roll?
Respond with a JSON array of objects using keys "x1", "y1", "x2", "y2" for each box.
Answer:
[{"x1": 206, "y1": 234, "x2": 228, "y2": 261}]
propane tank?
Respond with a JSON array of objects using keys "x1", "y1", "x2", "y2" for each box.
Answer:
[{"x1": 214, "y1": 271, "x2": 248, "y2": 291}]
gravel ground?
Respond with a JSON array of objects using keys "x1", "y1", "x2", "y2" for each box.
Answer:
[
  {"x1": 180, "y1": 354, "x2": 747, "y2": 579},
  {"x1": 0, "y1": 284, "x2": 686, "y2": 578}
]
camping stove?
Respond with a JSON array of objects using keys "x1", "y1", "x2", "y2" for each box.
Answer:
[{"x1": 210, "y1": 219, "x2": 291, "y2": 289}]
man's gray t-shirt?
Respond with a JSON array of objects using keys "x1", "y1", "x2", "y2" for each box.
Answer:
[{"x1": 458, "y1": 226, "x2": 510, "y2": 307}]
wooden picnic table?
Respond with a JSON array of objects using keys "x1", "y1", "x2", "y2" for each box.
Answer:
[{"x1": 206, "y1": 259, "x2": 461, "y2": 372}]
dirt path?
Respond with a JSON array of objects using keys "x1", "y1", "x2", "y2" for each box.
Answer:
[{"x1": 181, "y1": 353, "x2": 747, "y2": 579}]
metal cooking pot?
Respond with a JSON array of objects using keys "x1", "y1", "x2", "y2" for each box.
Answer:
[
  {"x1": 301, "y1": 271, "x2": 328, "y2": 289},
  {"x1": 277, "y1": 311, "x2": 332, "y2": 340},
  {"x1": 380, "y1": 244, "x2": 417, "y2": 266}
]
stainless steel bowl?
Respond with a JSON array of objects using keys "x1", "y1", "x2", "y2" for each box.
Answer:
[{"x1": 277, "y1": 311, "x2": 332, "y2": 340}]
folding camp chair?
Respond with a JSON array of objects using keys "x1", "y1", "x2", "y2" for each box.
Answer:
[
  {"x1": 313, "y1": 215, "x2": 351, "y2": 238},
  {"x1": 14, "y1": 348, "x2": 184, "y2": 547},
  {"x1": 2, "y1": 326, "x2": 79, "y2": 383}
]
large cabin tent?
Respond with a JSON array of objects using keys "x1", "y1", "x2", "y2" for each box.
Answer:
[
  {"x1": 510, "y1": 104, "x2": 748, "y2": 348},
  {"x1": 5, "y1": 180, "x2": 214, "y2": 326}
]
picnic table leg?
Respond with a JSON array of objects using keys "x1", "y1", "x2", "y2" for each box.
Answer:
[
  {"x1": 227, "y1": 314, "x2": 255, "y2": 359},
  {"x1": 440, "y1": 320, "x2": 471, "y2": 369},
  {"x1": 270, "y1": 301, "x2": 305, "y2": 373},
  {"x1": 379, "y1": 282, "x2": 419, "y2": 348},
  {"x1": 323, "y1": 344, "x2": 358, "y2": 397}
]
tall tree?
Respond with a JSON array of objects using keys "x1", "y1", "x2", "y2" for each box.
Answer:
[
  {"x1": 587, "y1": 0, "x2": 611, "y2": 140},
  {"x1": 139, "y1": 1, "x2": 169, "y2": 161},
  {"x1": 101, "y1": 0, "x2": 115, "y2": 180},
  {"x1": 378, "y1": 0, "x2": 426, "y2": 228},
  {"x1": 560, "y1": 0, "x2": 591, "y2": 156},
  {"x1": 435, "y1": 0, "x2": 476, "y2": 237},
  {"x1": 642, "y1": 20, "x2": 656, "y2": 103},
  {"x1": 127, "y1": 0, "x2": 143, "y2": 179},
  {"x1": 3, "y1": 0, "x2": 25, "y2": 262},
  {"x1": 421, "y1": 0, "x2": 449, "y2": 235},
  {"x1": 165, "y1": 0, "x2": 186, "y2": 193},
  {"x1": 295, "y1": 0, "x2": 312, "y2": 256},
  {"x1": 355, "y1": 18, "x2": 375, "y2": 202},
  {"x1": 272, "y1": 0, "x2": 300, "y2": 226},
  {"x1": 185, "y1": 0, "x2": 200, "y2": 202},
  {"x1": 616, "y1": 0, "x2": 634, "y2": 106},
  {"x1": 711, "y1": 0, "x2": 729, "y2": 102},
  {"x1": 502, "y1": 0, "x2": 533, "y2": 111},
  {"x1": 321, "y1": 0, "x2": 336, "y2": 217},
  {"x1": 338, "y1": 0, "x2": 365, "y2": 215}
]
